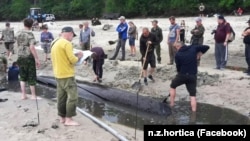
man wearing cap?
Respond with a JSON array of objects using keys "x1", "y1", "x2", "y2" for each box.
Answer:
[
  {"x1": 213, "y1": 15, "x2": 231, "y2": 70},
  {"x1": 190, "y1": 17, "x2": 205, "y2": 66},
  {"x1": 242, "y1": 19, "x2": 250, "y2": 75},
  {"x1": 1, "y1": 22, "x2": 15, "y2": 60},
  {"x1": 151, "y1": 20, "x2": 163, "y2": 64},
  {"x1": 167, "y1": 16, "x2": 180, "y2": 65},
  {"x1": 51, "y1": 26, "x2": 83, "y2": 126},
  {"x1": 110, "y1": 16, "x2": 128, "y2": 61},
  {"x1": 190, "y1": 17, "x2": 205, "y2": 45},
  {"x1": 80, "y1": 21, "x2": 95, "y2": 51}
]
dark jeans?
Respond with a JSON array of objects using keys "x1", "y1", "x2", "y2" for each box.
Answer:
[
  {"x1": 180, "y1": 30, "x2": 185, "y2": 43},
  {"x1": 111, "y1": 39, "x2": 127, "y2": 59},
  {"x1": 154, "y1": 44, "x2": 161, "y2": 62},
  {"x1": 215, "y1": 43, "x2": 228, "y2": 69},
  {"x1": 245, "y1": 44, "x2": 250, "y2": 72},
  {"x1": 93, "y1": 59, "x2": 104, "y2": 78}
]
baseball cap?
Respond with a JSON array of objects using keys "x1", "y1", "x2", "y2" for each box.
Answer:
[
  {"x1": 218, "y1": 15, "x2": 225, "y2": 20},
  {"x1": 118, "y1": 16, "x2": 125, "y2": 20},
  {"x1": 61, "y1": 26, "x2": 76, "y2": 37},
  {"x1": 195, "y1": 17, "x2": 202, "y2": 22},
  {"x1": 151, "y1": 20, "x2": 158, "y2": 23}
]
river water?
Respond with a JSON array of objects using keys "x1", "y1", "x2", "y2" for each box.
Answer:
[{"x1": 6, "y1": 81, "x2": 250, "y2": 130}]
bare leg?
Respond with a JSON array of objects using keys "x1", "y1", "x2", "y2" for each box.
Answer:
[
  {"x1": 190, "y1": 96, "x2": 197, "y2": 112},
  {"x1": 132, "y1": 46, "x2": 136, "y2": 55},
  {"x1": 143, "y1": 69, "x2": 147, "y2": 78},
  {"x1": 169, "y1": 88, "x2": 176, "y2": 108},
  {"x1": 130, "y1": 46, "x2": 133, "y2": 55},
  {"x1": 30, "y1": 85, "x2": 37, "y2": 100},
  {"x1": 149, "y1": 67, "x2": 155, "y2": 75},
  {"x1": 20, "y1": 81, "x2": 27, "y2": 100},
  {"x1": 60, "y1": 117, "x2": 66, "y2": 123},
  {"x1": 64, "y1": 117, "x2": 80, "y2": 126}
]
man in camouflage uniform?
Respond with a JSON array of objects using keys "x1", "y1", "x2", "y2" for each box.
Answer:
[
  {"x1": 151, "y1": 20, "x2": 163, "y2": 64},
  {"x1": 1, "y1": 22, "x2": 15, "y2": 60},
  {"x1": 16, "y1": 18, "x2": 40, "y2": 100},
  {"x1": 190, "y1": 17, "x2": 205, "y2": 66}
]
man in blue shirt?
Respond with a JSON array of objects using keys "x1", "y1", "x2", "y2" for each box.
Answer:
[
  {"x1": 169, "y1": 42, "x2": 209, "y2": 112},
  {"x1": 80, "y1": 22, "x2": 95, "y2": 50},
  {"x1": 8, "y1": 62, "x2": 19, "y2": 81},
  {"x1": 110, "y1": 16, "x2": 128, "y2": 61}
]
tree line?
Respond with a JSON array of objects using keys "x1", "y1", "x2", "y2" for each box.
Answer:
[{"x1": 0, "y1": 0, "x2": 250, "y2": 21}]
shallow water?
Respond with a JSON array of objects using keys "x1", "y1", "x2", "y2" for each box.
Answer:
[{"x1": 6, "y1": 81, "x2": 250, "y2": 130}]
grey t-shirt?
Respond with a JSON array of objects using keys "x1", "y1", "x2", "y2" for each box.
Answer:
[{"x1": 168, "y1": 24, "x2": 180, "y2": 43}]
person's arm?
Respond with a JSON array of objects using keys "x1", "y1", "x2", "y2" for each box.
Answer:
[
  {"x1": 242, "y1": 28, "x2": 250, "y2": 36},
  {"x1": 40, "y1": 33, "x2": 43, "y2": 42},
  {"x1": 65, "y1": 43, "x2": 82, "y2": 64},
  {"x1": 80, "y1": 30, "x2": 83, "y2": 43},
  {"x1": 116, "y1": 23, "x2": 127, "y2": 33},
  {"x1": 28, "y1": 33, "x2": 40, "y2": 68},
  {"x1": 128, "y1": 27, "x2": 135, "y2": 34},
  {"x1": 175, "y1": 26, "x2": 180, "y2": 43},
  {"x1": 150, "y1": 34, "x2": 158, "y2": 45},
  {"x1": 139, "y1": 36, "x2": 146, "y2": 57},
  {"x1": 175, "y1": 56, "x2": 180, "y2": 73},
  {"x1": 193, "y1": 26, "x2": 205, "y2": 36},
  {"x1": 91, "y1": 29, "x2": 95, "y2": 36},
  {"x1": 195, "y1": 45, "x2": 210, "y2": 54},
  {"x1": 159, "y1": 28, "x2": 163, "y2": 43},
  {"x1": 224, "y1": 23, "x2": 231, "y2": 45},
  {"x1": 50, "y1": 32, "x2": 54, "y2": 41}
]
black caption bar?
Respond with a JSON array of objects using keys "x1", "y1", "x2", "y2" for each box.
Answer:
[{"x1": 144, "y1": 125, "x2": 250, "y2": 140}]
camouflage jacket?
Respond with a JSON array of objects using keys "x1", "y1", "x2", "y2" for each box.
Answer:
[
  {"x1": 16, "y1": 30, "x2": 36, "y2": 58},
  {"x1": 1, "y1": 28, "x2": 15, "y2": 42}
]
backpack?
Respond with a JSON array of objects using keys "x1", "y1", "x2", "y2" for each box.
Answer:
[{"x1": 227, "y1": 23, "x2": 235, "y2": 43}]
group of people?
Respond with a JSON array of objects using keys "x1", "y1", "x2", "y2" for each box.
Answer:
[{"x1": 2, "y1": 13, "x2": 250, "y2": 126}]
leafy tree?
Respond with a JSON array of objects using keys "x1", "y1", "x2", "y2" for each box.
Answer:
[{"x1": 10, "y1": 0, "x2": 31, "y2": 20}]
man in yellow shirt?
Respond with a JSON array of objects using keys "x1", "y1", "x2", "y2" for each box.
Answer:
[{"x1": 51, "y1": 26, "x2": 83, "y2": 126}]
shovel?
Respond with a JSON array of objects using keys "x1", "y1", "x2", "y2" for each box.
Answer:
[
  {"x1": 131, "y1": 44, "x2": 150, "y2": 89},
  {"x1": 131, "y1": 43, "x2": 150, "y2": 140}
]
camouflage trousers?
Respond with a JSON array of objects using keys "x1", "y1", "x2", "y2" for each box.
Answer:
[
  {"x1": 17, "y1": 56, "x2": 36, "y2": 85},
  {"x1": 56, "y1": 77, "x2": 78, "y2": 117}
]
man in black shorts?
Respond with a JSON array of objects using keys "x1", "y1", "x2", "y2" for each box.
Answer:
[
  {"x1": 169, "y1": 42, "x2": 209, "y2": 112},
  {"x1": 1, "y1": 22, "x2": 15, "y2": 60},
  {"x1": 140, "y1": 27, "x2": 157, "y2": 85}
]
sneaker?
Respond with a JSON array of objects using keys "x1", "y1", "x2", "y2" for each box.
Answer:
[
  {"x1": 128, "y1": 54, "x2": 133, "y2": 56},
  {"x1": 213, "y1": 67, "x2": 220, "y2": 70},
  {"x1": 119, "y1": 58, "x2": 125, "y2": 61},
  {"x1": 109, "y1": 57, "x2": 115, "y2": 60},
  {"x1": 144, "y1": 78, "x2": 148, "y2": 86},
  {"x1": 148, "y1": 75, "x2": 155, "y2": 82}
]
